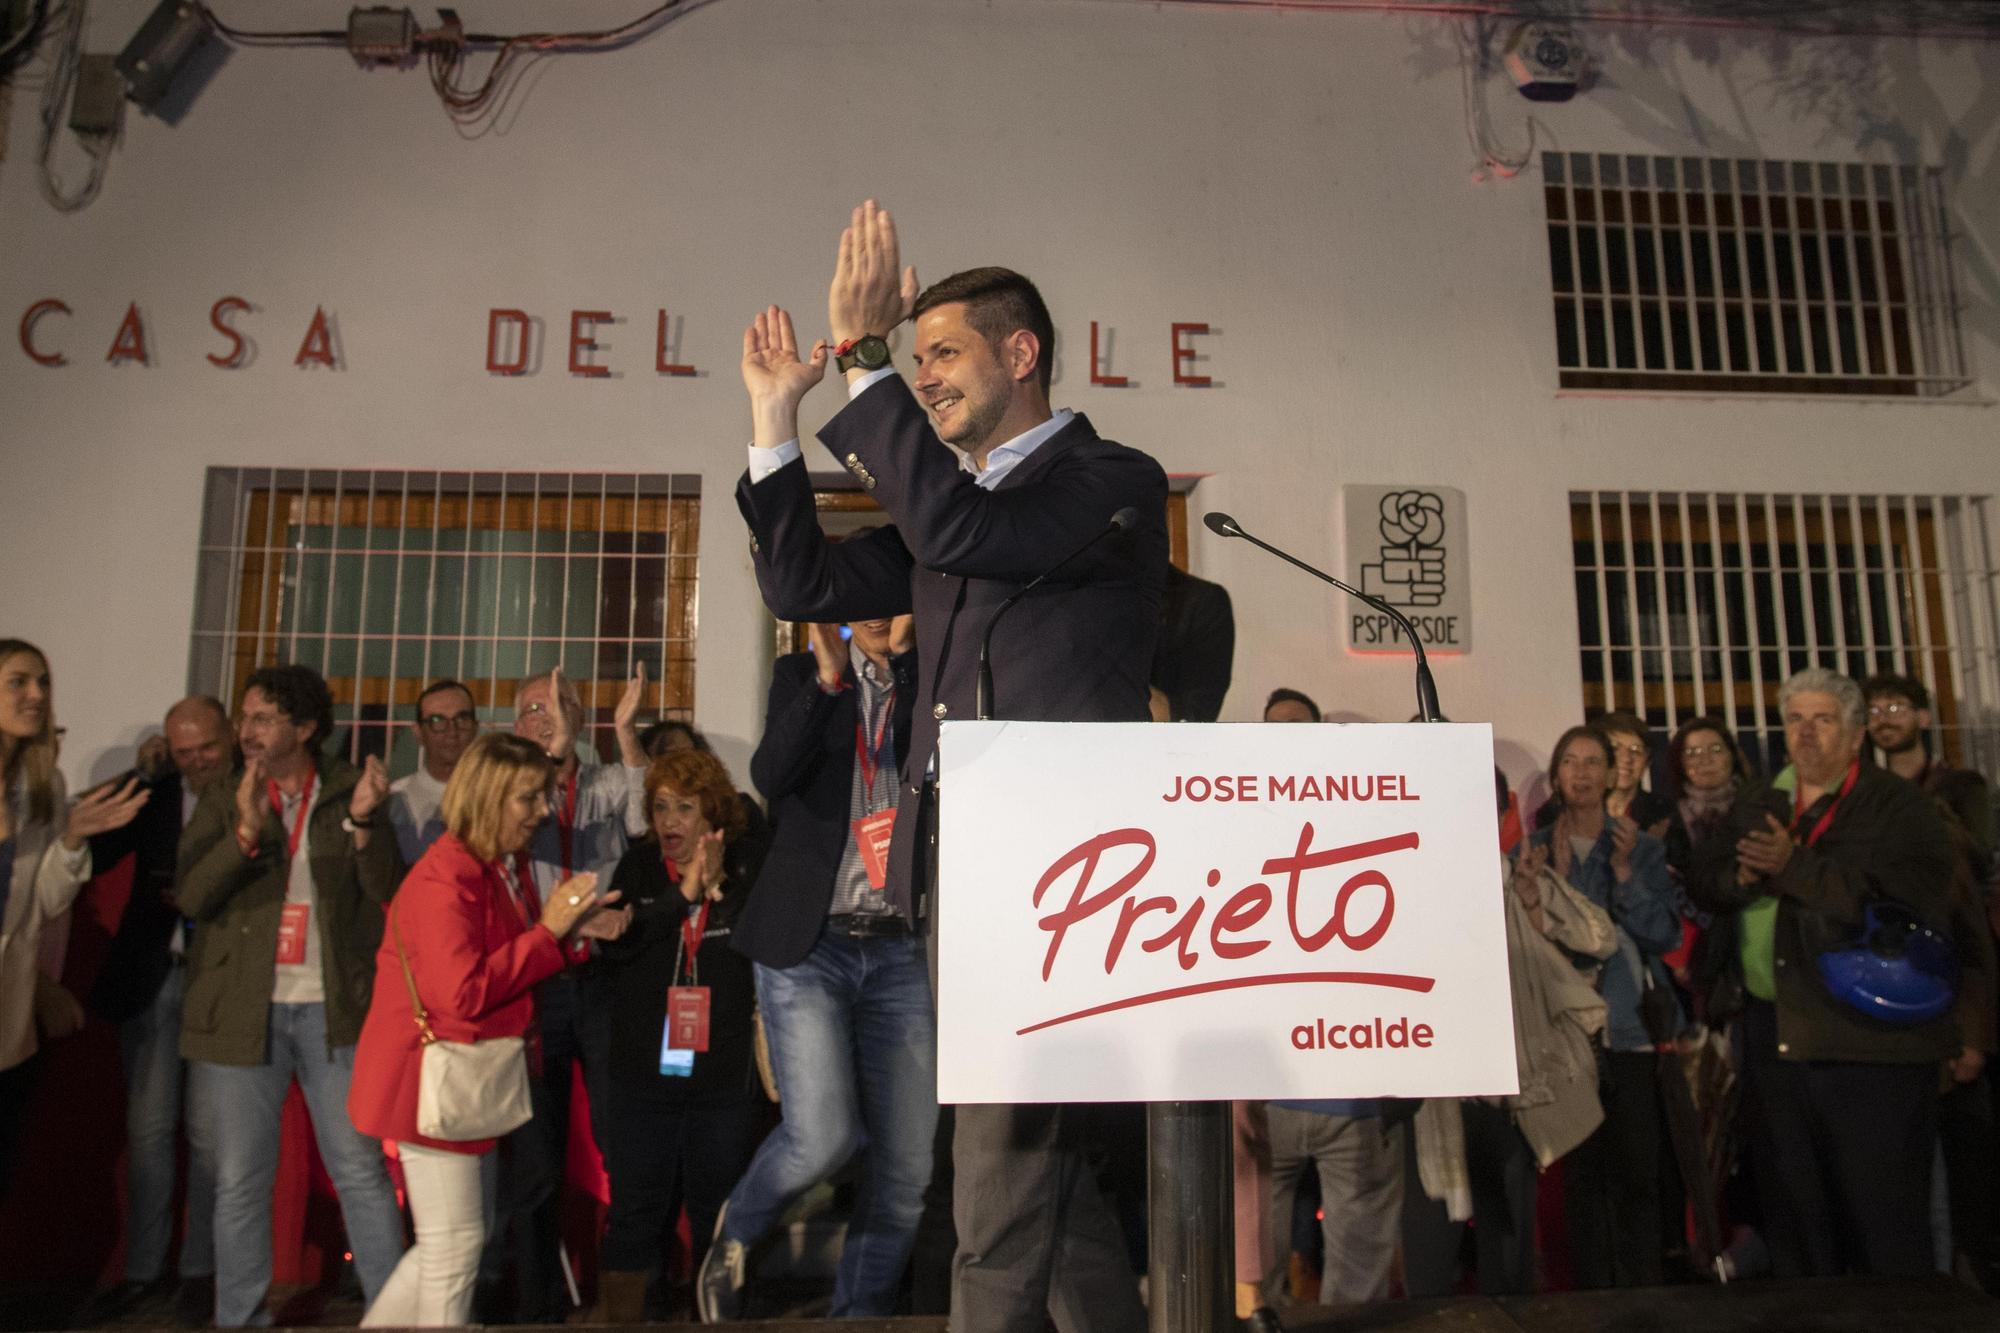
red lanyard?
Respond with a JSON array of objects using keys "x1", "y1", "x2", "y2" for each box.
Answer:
[
  {"x1": 1793, "y1": 761, "x2": 1860, "y2": 848},
  {"x1": 681, "y1": 900, "x2": 710, "y2": 968},
  {"x1": 855, "y1": 687, "x2": 895, "y2": 806},
  {"x1": 266, "y1": 771, "x2": 316, "y2": 861},
  {"x1": 556, "y1": 768, "x2": 579, "y2": 877}
]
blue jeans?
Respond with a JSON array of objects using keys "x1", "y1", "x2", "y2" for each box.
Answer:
[
  {"x1": 723, "y1": 931, "x2": 937, "y2": 1316},
  {"x1": 189, "y1": 1003, "x2": 407, "y2": 1327},
  {"x1": 120, "y1": 964, "x2": 215, "y2": 1282}
]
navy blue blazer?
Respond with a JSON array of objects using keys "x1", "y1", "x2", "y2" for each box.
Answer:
[
  {"x1": 735, "y1": 375, "x2": 1168, "y2": 921},
  {"x1": 732, "y1": 649, "x2": 918, "y2": 969}
]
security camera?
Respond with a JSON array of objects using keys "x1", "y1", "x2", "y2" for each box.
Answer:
[{"x1": 1504, "y1": 23, "x2": 1584, "y2": 103}]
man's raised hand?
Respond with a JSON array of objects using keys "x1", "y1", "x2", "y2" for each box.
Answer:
[
  {"x1": 830, "y1": 200, "x2": 919, "y2": 345},
  {"x1": 742, "y1": 306, "x2": 828, "y2": 449}
]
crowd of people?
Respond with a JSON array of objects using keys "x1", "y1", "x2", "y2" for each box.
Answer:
[
  {"x1": 3, "y1": 644, "x2": 1995, "y2": 1329},
  {"x1": 4, "y1": 200, "x2": 1995, "y2": 1332}
]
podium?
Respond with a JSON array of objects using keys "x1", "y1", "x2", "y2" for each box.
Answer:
[{"x1": 934, "y1": 721, "x2": 1517, "y2": 1330}]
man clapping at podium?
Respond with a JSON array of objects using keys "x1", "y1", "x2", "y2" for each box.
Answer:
[{"x1": 725, "y1": 200, "x2": 1168, "y2": 1333}]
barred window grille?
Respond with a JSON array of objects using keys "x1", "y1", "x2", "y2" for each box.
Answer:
[
  {"x1": 1570, "y1": 491, "x2": 2000, "y2": 777},
  {"x1": 189, "y1": 468, "x2": 700, "y2": 773},
  {"x1": 1544, "y1": 152, "x2": 1971, "y2": 397}
]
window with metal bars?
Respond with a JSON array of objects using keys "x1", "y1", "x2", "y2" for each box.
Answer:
[
  {"x1": 1570, "y1": 491, "x2": 1999, "y2": 778},
  {"x1": 189, "y1": 468, "x2": 700, "y2": 774},
  {"x1": 1544, "y1": 152, "x2": 1971, "y2": 396}
]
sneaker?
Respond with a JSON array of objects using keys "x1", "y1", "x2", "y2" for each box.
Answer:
[{"x1": 694, "y1": 1203, "x2": 747, "y2": 1322}]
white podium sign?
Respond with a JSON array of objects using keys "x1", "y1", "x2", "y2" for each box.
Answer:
[{"x1": 935, "y1": 722, "x2": 1518, "y2": 1104}]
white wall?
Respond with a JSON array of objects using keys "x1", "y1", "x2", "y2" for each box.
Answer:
[{"x1": 4, "y1": 0, "x2": 1997, "y2": 792}]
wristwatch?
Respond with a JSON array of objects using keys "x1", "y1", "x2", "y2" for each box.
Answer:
[
  {"x1": 834, "y1": 334, "x2": 892, "y2": 374},
  {"x1": 341, "y1": 815, "x2": 376, "y2": 834}
]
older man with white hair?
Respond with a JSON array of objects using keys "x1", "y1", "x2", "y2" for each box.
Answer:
[{"x1": 1696, "y1": 666, "x2": 1958, "y2": 1278}]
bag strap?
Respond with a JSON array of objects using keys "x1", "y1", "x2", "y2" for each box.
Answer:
[{"x1": 389, "y1": 902, "x2": 439, "y2": 1047}]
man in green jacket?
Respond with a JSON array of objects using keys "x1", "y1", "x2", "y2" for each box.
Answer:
[{"x1": 176, "y1": 664, "x2": 407, "y2": 1327}]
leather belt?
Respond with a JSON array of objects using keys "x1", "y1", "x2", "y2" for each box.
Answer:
[{"x1": 825, "y1": 913, "x2": 909, "y2": 939}]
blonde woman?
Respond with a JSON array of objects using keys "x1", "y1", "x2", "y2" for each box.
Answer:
[
  {"x1": 349, "y1": 733, "x2": 619, "y2": 1326},
  {"x1": 0, "y1": 638, "x2": 146, "y2": 1191}
]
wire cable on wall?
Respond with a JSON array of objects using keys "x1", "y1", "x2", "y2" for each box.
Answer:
[
  {"x1": 38, "y1": 0, "x2": 114, "y2": 212},
  {"x1": 197, "y1": 1, "x2": 696, "y2": 130}
]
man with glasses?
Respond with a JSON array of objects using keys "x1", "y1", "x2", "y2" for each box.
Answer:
[
  {"x1": 1862, "y1": 672, "x2": 1999, "y2": 1285},
  {"x1": 175, "y1": 664, "x2": 406, "y2": 1326},
  {"x1": 386, "y1": 679, "x2": 480, "y2": 863}
]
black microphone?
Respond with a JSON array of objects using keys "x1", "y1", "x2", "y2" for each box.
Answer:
[
  {"x1": 1204, "y1": 510, "x2": 1443, "y2": 723},
  {"x1": 976, "y1": 508, "x2": 1138, "y2": 720}
]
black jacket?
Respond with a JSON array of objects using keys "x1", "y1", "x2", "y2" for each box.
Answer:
[
  {"x1": 86, "y1": 768, "x2": 185, "y2": 1024},
  {"x1": 733, "y1": 650, "x2": 917, "y2": 969},
  {"x1": 1690, "y1": 765, "x2": 1958, "y2": 1063},
  {"x1": 736, "y1": 377, "x2": 1169, "y2": 920},
  {"x1": 601, "y1": 827, "x2": 769, "y2": 1097}
]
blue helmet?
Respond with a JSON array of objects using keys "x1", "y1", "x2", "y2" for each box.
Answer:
[{"x1": 1816, "y1": 903, "x2": 1957, "y2": 1026}]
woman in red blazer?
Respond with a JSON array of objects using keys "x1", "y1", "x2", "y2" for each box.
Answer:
[{"x1": 350, "y1": 733, "x2": 619, "y2": 1327}]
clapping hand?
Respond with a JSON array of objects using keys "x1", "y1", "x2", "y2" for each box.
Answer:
[
  {"x1": 829, "y1": 199, "x2": 919, "y2": 344},
  {"x1": 807, "y1": 623, "x2": 850, "y2": 691},
  {"x1": 349, "y1": 755, "x2": 389, "y2": 821},
  {"x1": 1735, "y1": 813, "x2": 1795, "y2": 878},
  {"x1": 683, "y1": 829, "x2": 727, "y2": 904},
  {"x1": 742, "y1": 306, "x2": 828, "y2": 448},
  {"x1": 613, "y1": 662, "x2": 647, "y2": 767},
  {"x1": 544, "y1": 666, "x2": 577, "y2": 764},
  {"x1": 540, "y1": 872, "x2": 618, "y2": 939},
  {"x1": 234, "y1": 757, "x2": 267, "y2": 848},
  {"x1": 1607, "y1": 814, "x2": 1637, "y2": 882}
]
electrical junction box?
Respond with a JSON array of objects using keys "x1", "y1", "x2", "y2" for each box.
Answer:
[
  {"x1": 69, "y1": 53, "x2": 125, "y2": 134},
  {"x1": 1504, "y1": 23, "x2": 1585, "y2": 103},
  {"x1": 348, "y1": 6, "x2": 416, "y2": 66}
]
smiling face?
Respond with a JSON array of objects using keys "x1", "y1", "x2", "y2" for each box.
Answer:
[
  {"x1": 165, "y1": 700, "x2": 232, "y2": 795},
  {"x1": 512, "y1": 678, "x2": 580, "y2": 751},
  {"x1": 910, "y1": 302, "x2": 1036, "y2": 455},
  {"x1": 1677, "y1": 727, "x2": 1734, "y2": 795},
  {"x1": 1603, "y1": 728, "x2": 1648, "y2": 796},
  {"x1": 848, "y1": 618, "x2": 894, "y2": 664},
  {"x1": 0, "y1": 651, "x2": 51, "y2": 747},
  {"x1": 651, "y1": 784, "x2": 713, "y2": 868},
  {"x1": 1555, "y1": 734, "x2": 1612, "y2": 811},
  {"x1": 495, "y1": 771, "x2": 551, "y2": 856},
  {"x1": 237, "y1": 685, "x2": 313, "y2": 772}
]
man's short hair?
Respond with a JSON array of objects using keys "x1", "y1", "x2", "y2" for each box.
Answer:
[
  {"x1": 243, "y1": 664, "x2": 335, "y2": 749},
  {"x1": 1861, "y1": 672, "x2": 1930, "y2": 712},
  {"x1": 169, "y1": 695, "x2": 231, "y2": 731},
  {"x1": 912, "y1": 267, "x2": 1056, "y2": 395},
  {"x1": 1264, "y1": 687, "x2": 1321, "y2": 722},
  {"x1": 1778, "y1": 667, "x2": 1864, "y2": 729},
  {"x1": 412, "y1": 678, "x2": 475, "y2": 723},
  {"x1": 514, "y1": 671, "x2": 583, "y2": 715}
]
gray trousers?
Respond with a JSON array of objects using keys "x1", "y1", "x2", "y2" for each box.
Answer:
[
  {"x1": 1262, "y1": 1106, "x2": 1404, "y2": 1307},
  {"x1": 931, "y1": 932, "x2": 1143, "y2": 1333}
]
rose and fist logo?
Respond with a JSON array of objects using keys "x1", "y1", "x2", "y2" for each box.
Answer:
[{"x1": 1361, "y1": 491, "x2": 1447, "y2": 608}]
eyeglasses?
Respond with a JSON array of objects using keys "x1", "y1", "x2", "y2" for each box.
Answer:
[
  {"x1": 1610, "y1": 743, "x2": 1647, "y2": 759},
  {"x1": 1866, "y1": 702, "x2": 1916, "y2": 719},
  {"x1": 1683, "y1": 743, "x2": 1730, "y2": 759},
  {"x1": 422, "y1": 712, "x2": 479, "y2": 733},
  {"x1": 239, "y1": 710, "x2": 290, "y2": 730},
  {"x1": 519, "y1": 702, "x2": 550, "y2": 717}
]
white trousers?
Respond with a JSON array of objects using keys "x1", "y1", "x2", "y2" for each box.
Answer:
[{"x1": 361, "y1": 1143, "x2": 486, "y2": 1328}]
